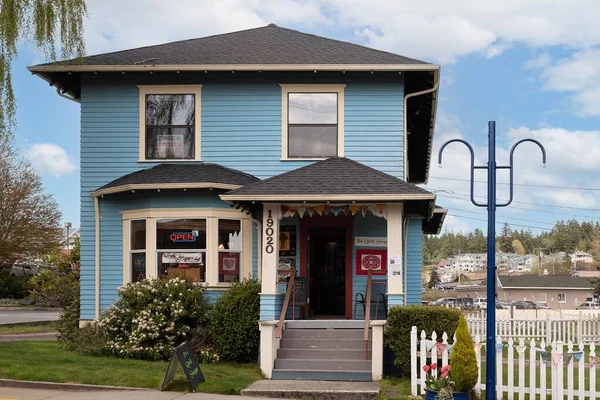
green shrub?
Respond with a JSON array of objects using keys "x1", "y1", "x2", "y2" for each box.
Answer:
[
  {"x1": 450, "y1": 316, "x2": 478, "y2": 393},
  {"x1": 385, "y1": 305, "x2": 462, "y2": 376},
  {"x1": 0, "y1": 269, "x2": 31, "y2": 299},
  {"x1": 97, "y1": 277, "x2": 210, "y2": 361},
  {"x1": 29, "y1": 267, "x2": 79, "y2": 307},
  {"x1": 209, "y1": 279, "x2": 260, "y2": 363},
  {"x1": 56, "y1": 290, "x2": 80, "y2": 343}
]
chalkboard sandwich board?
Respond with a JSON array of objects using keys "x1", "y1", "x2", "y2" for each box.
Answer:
[
  {"x1": 292, "y1": 276, "x2": 307, "y2": 307},
  {"x1": 161, "y1": 341, "x2": 205, "y2": 392}
]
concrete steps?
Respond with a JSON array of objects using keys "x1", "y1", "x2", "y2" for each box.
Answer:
[
  {"x1": 241, "y1": 379, "x2": 380, "y2": 399},
  {"x1": 272, "y1": 321, "x2": 373, "y2": 382}
]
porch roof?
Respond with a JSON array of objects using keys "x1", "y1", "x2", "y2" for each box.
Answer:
[
  {"x1": 91, "y1": 163, "x2": 259, "y2": 197},
  {"x1": 220, "y1": 157, "x2": 436, "y2": 215},
  {"x1": 422, "y1": 207, "x2": 447, "y2": 235}
]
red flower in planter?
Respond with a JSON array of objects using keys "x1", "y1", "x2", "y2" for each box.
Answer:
[
  {"x1": 431, "y1": 363, "x2": 438, "y2": 370},
  {"x1": 423, "y1": 365, "x2": 431, "y2": 373}
]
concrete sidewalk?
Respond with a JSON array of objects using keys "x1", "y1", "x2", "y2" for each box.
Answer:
[{"x1": 0, "y1": 388, "x2": 283, "y2": 399}]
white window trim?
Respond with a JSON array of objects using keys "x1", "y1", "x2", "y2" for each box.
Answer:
[
  {"x1": 558, "y1": 293, "x2": 567, "y2": 303},
  {"x1": 138, "y1": 85, "x2": 203, "y2": 162},
  {"x1": 280, "y1": 84, "x2": 346, "y2": 160},
  {"x1": 121, "y1": 208, "x2": 252, "y2": 287}
]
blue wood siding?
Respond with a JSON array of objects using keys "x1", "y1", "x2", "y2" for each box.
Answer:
[
  {"x1": 406, "y1": 218, "x2": 423, "y2": 305},
  {"x1": 79, "y1": 75, "x2": 406, "y2": 320}
]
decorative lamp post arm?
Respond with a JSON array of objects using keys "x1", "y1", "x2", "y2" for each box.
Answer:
[
  {"x1": 437, "y1": 139, "x2": 487, "y2": 207},
  {"x1": 496, "y1": 139, "x2": 547, "y2": 208}
]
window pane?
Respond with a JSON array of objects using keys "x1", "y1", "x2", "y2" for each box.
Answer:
[
  {"x1": 156, "y1": 219, "x2": 206, "y2": 249},
  {"x1": 288, "y1": 125, "x2": 337, "y2": 157},
  {"x1": 218, "y1": 219, "x2": 241, "y2": 251},
  {"x1": 146, "y1": 127, "x2": 194, "y2": 159},
  {"x1": 158, "y1": 251, "x2": 205, "y2": 283},
  {"x1": 131, "y1": 253, "x2": 146, "y2": 282},
  {"x1": 131, "y1": 220, "x2": 146, "y2": 250},
  {"x1": 146, "y1": 94, "x2": 195, "y2": 125},
  {"x1": 289, "y1": 93, "x2": 337, "y2": 124}
]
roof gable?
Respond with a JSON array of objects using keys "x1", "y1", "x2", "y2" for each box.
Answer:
[
  {"x1": 33, "y1": 24, "x2": 431, "y2": 68},
  {"x1": 221, "y1": 157, "x2": 434, "y2": 200}
]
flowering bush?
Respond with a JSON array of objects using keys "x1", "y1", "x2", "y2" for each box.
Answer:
[
  {"x1": 423, "y1": 363, "x2": 451, "y2": 392},
  {"x1": 97, "y1": 277, "x2": 210, "y2": 361}
]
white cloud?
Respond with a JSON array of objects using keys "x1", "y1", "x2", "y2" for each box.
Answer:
[
  {"x1": 525, "y1": 53, "x2": 552, "y2": 69},
  {"x1": 25, "y1": 143, "x2": 76, "y2": 177},
  {"x1": 442, "y1": 215, "x2": 471, "y2": 234},
  {"x1": 487, "y1": 43, "x2": 510, "y2": 59}
]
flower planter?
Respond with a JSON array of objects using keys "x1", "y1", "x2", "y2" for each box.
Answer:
[{"x1": 424, "y1": 388, "x2": 469, "y2": 400}]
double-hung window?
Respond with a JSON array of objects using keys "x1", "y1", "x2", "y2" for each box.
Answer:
[
  {"x1": 130, "y1": 220, "x2": 146, "y2": 283},
  {"x1": 281, "y1": 85, "x2": 345, "y2": 159},
  {"x1": 558, "y1": 293, "x2": 567, "y2": 303},
  {"x1": 156, "y1": 219, "x2": 207, "y2": 283},
  {"x1": 138, "y1": 86, "x2": 202, "y2": 161}
]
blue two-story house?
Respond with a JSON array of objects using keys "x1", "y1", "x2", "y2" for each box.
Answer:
[{"x1": 29, "y1": 24, "x2": 446, "y2": 381}]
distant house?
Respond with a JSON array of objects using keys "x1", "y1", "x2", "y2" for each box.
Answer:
[
  {"x1": 571, "y1": 251, "x2": 593, "y2": 265},
  {"x1": 445, "y1": 253, "x2": 486, "y2": 272},
  {"x1": 497, "y1": 275, "x2": 595, "y2": 309},
  {"x1": 61, "y1": 228, "x2": 80, "y2": 253}
]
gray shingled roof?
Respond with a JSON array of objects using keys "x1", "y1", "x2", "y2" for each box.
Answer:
[
  {"x1": 35, "y1": 24, "x2": 430, "y2": 67},
  {"x1": 94, "y1": 163, "x2": 259, "y2": 195},
  {"x1": 221, "y1": 157, "x2": 435, "y2": 200},
  {"x1": 498, "y1": 275, "x2": 594, "y2": 289}
]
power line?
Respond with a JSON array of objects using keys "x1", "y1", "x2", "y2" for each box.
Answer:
[
  {"x1": 447, "y1": 213, "x2": 553, "y2": 231},
  {"x1": 430, "y1": 175, "x2": 600, "y2": 191},
  {"x1": 449, "y1": 207, "x2": 556, "y2": 226},
  {"x1": 429, "y1": 188, "x2": 600, "y2": 213}
]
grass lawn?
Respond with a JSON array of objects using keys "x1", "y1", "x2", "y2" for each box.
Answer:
[
  {"x1": 380, "y1": 377, "x2": 417, "y2": 400},
  {"x1": 0, "y1": 323, "x2": 57, "y2": 335},
  {"x1": 0, "y1": 341, "x2": 262, "y2": 394}
]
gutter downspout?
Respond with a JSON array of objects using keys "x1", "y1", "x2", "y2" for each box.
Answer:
[
  {"x1": 56, "y1": 87, "x2": 79, "y2": 103},
  {"x1": 403, "y1": 80, "x2": 439, "y2": 182},
  {"x1": 247, "y1": 213, "x2": 263, "y2": 281},
  {"x1": 94, "y1": 196, "x2": 100, "y2": 319}
]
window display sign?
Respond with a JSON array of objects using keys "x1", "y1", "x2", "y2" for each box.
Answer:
[
  {"x1": 170, "y1": 232, "x2": 197, "y2": 242},
  {"x1": 355, "y1": 236, "x2": 387, "y2": 248},
  {"x1": 356, "y1": 249, "x2": 387, "y2": 276},
  {"x1": 162, "y1": 252, "x2": 203, "y2": 264},
  {"x1": 157, "y1": 134, "x2": 184, "y2": 158},
  {"x1": 279, "y1": 226, "x2": 296, "y2": 257},
  {"x1": 219, "y1": 253, "x2": 239, "y2": 274}
]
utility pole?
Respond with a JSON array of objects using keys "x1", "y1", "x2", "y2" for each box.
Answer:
[
  {"x1": 438, "y1": 121, "x2": 546, "y2": 400},
  {"x1": 534, "y1": 247, "x2": 544, "y2": 276}
]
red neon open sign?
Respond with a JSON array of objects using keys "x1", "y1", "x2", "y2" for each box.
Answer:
[{"x1": 169, "y1": 232, "x2": 197, "y2": 242}]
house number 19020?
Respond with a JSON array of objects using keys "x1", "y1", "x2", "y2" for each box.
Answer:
[{"x1": 265, "y1": 210, "x2": 274, "y2": 254}]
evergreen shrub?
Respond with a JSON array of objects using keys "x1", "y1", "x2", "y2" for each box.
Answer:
[{"x1": 450, "y1": 316, "x2": 478, "y2": 393}]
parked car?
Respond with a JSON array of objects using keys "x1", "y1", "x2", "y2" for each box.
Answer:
[
  {"x1": 496, "y1": 299, "x2": 512, "y2": 309},
  {"x1": 513, "y1": 300, "x2": 537, "y2": 309},
  {"x1": 537, "y1": 303, "x2": 550, "y2": 310},
  {"x1": 577, "y1": 301, "x2": 600, "y2": 310},
  {"x1": 455, "y1": 297, "x2": 474, "y2": 309},
  {"x1": 431, "y1": 298, "x2": 456, "y2": 307},
  {"x1": 473, "y1": 298, "x2": 487, "y2": 310}
]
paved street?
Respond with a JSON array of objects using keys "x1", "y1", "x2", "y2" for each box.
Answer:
[
  {"x1": 0, "y1": 388, "x2": 282, "y2": 400},
  {"x1": 0, "y1": 311, "x2": 60, "y2": 325}
]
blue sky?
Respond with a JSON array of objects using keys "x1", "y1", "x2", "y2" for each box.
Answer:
[{"x1": 13, "y1": 0, "x2": 600, "y2": 234}]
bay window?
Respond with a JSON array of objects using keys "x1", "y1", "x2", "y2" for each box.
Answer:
[
  {"x1": 218, "y1": 219, "x2": 242, "y2": 283},
  {"x1": 130, "y1": 220, "x2": 146, "y2": 282}
]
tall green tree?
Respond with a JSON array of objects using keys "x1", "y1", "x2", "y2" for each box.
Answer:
[
  {"x1": 0, "y1": 0, "x2": 87, "y2": 135},
  {"x1": 497, "y1": 223, "x2": 513, "y2": 253}
]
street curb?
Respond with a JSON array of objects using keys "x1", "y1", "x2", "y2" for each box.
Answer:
[
  {"x1": 0, "y1": 320, "x2": 57, "y2": 328},
  {"x1": 0, "y1": 378, "x2": 147, "y2": 392},
  {"x1": 0, "y1": 307, "x2": 62, "y2": 311}
]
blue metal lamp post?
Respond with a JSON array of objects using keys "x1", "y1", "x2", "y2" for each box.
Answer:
[{"x1": 438, "y1": 121, "x2": 546, "y2": 399}]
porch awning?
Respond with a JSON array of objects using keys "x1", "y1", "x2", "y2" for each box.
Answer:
[
  {"x1": 220, "y1": 157, "x2": 436, "y2": 217},
  {"x1": 422, "y1": 207, "x2": 447, "y2": 235},
  {"x1": 91, "y1": 163, "x2": 260, "y2": 197}
]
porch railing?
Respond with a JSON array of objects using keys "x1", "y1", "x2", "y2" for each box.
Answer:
[
  {"x1": 275, "y1": 268, "x2": 296, "y2": 339},
  {"x1": 364, "y1": 269, "x2": 372, "y2": 360}
]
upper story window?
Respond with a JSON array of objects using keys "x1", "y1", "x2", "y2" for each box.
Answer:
[
  {"x1": 281, "y1": 84, "x2": 345, "y2": 160},
  {"x1": 138, "y1": 85, "x2": 202, "y2": 162}
]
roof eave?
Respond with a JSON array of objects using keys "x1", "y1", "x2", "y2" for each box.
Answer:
[
  {"x1": 92, "y1": 182, "x2": 242, "y2": 197},
  {"x1": 219, "y1": 193, "x2": 436, "y2": 202},
  {"x1": 28, "y1": 63, "x2": 440, "y2": 73}
]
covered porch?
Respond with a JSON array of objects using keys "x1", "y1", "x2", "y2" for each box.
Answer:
[{"x1": 221, "y1": 157, "x2": 445, "y2": 380}]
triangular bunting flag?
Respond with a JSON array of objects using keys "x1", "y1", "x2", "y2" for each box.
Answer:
[
  {"x1": 332, "y1": 207, "x2": 341, "y2": 216},
  {"x1": 448, "y1": 344, "x2": 454, "y2": 356},
  {"x1": 495, "y1": 344, "x2": 503, "y2": 352},
  {"x1": 324, "y1": 205, "x2": 332, "y2": 216},
  {"x1": 288, "y1": 208, "x2": 297, "y2": 217},
  {"x1": 435, "y1": 342, "x2": 447, "y2": 357},
  {"x1": 314, "y1": 205, "x2": 324, "y2": 216},
  {"x1": 350, "y1": 205, "x2": 360, "y2": 215},
  {"x1": 540, "y1": 351, "x2": 551, "y2": 363},
  {"x1": 563, "y1": 353, "x2": 573, "y2": 367},
  {"x1": 473, "y1": 343, "x2": 483, "y2": 354},
  {"x1": 280, "y1": 205, "x2": 290, "y2": 218},
  {"x1": 552, "y1": 352, "x2": 563, "y2": 366},
  {"x1": 341, "y1": 205, "x2": 349, "y2": 216},
  {"x1": 573, "y1": 352, "x2": 583, "y2": 362},
  {"x1": 306, "y1": 208, "x2": 314, "y2": 217},
  {"x1": 297, "y1": 207, "x2": 306, "y2": 218},
  {"x1": 373, "y1": 204, "x2": 387, "y2": 218},
  {"x1": 425, "y1": 340, "x2": 435, "y2": 352},
  {"x1": 361, "y1": 206, "x2": 368, "y2": 217}
]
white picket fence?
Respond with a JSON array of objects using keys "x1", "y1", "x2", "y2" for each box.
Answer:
[
  {"x1": 466, "y1": 310, "x2": 600, "y2": 344},
  {"x1": 410, "y1": 326, "x2": 600, "y2": 399}
]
